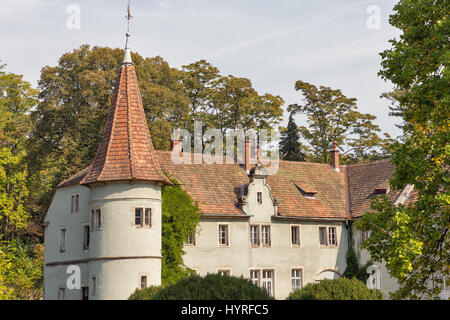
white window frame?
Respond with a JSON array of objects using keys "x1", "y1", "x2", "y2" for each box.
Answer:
[
  {"x1": 290, "y1": 225, "x2": 301, "y2": 247},
  {"x1": 291, "y1": 267, "x2": 303, "y2": 293},
  {"x1": 250, "y1": 225, "x2": 260, "y2": 247},
  {"x1": 261, "y1": 225, "x2": 271, "y2": 247},
  {"x1": 250, "y1": 268, "x2": 275, "y2": 297},
  {"x1": 319, "y1": 226, "x2": 338, "y2": 248},
  {"x1": 261, "y1": 269, "x2": 275, "y2": 297},
  {"x1": 217, "y1": 269, "x2": 231, "y2": 276},
  {"x1": 249, "y1": 224, "x2": 272, "y2": 247},
  {"x1": 134, "y1": 207, "x2": 152, "y2": 228},
  {"x1": 218, "y1": 224, "x2": 230, "y2": 247}
]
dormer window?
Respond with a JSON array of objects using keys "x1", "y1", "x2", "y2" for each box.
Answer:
[{"x1": 293, "y1": 182, "x2": 317, "y2": 199}]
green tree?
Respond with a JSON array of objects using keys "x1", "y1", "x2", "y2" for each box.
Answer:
[
  {"x1": 286, "y1": 277, "x2": 383, "y2": 300},
  {"x1": 0, "y1": 64, "x2": 37, "y2": 240},
  {"x1": 279, "y1": 112, "x2": 305, "y2": 161},
  {"x1": 288, "y1": 80, "x2": 387, "y2": 163},
  {"x1": 357, "y1": 0, "x2": 449, "y2": 299},
  {"x1": 147, "y1": 273, "x2": 274, "y2": 300},
  {"x1": 161, "y1": 177, "x2": 200, "y2": 286}
]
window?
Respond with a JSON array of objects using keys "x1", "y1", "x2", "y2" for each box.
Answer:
[
  {"x1": 291, "y1": 269, "x2": 302, "y2": 292},
  {"x1": 250, "y1": 225, "x2": 271, "y2": 247},
  {"x1": 261, "y1": 226, "x2": 271, "y2": 246},
  {"x1": 250, "y1": 270, "x2": 260, "y2": 286},
  {"x1": 251, "y1": 269, "x2": 274, "y2": 297},
  {"x1": 218, "y1": 270, "x2": 231, "y2": 276},
  {"x1": 257, "y1": 192, "x2": 262, "y2": 204},
  {"x1": 262, "y1": 270, "x2": 274, "y2": 296},
  {"x1": 91, "y1": 277, "x2": 96, "y2": 296},
  {"x1": 328, "y1": 227, "x2": 337, "y2": 246},
  {"x1": 187, "y1": 230, "x2": 196, "y2": 246},
  {"x1": 250, "y1": 225, "x2": 259, "y2": 246},
  {"x1": 291, "y1": 226, "x2": 300, "y2": 246},
  {"x1": 140, "y1": 275, "x2": 147, "y2": 289},
  {"x1": 144, "y1": 208, "x2": 151, "y2": 227},
  {"x1": 218, "y1": 224, "x2": 229, "y2": 246},
  {"x1": 135, "y1": 208, "x2": 143, "y2": 226},
  {"x1": 135, "y1": 208, "x2": 152, "y2": 227},
  {"x1": 83, "y1": 225, "x2": 90, "y2": 250},
  {"x1": 360, "y1": 230, "x2": 369, "y2": 245},
  {"x1": 91, "y1": 209, "x2": 102, "y2": 230},
  {"x1": 59, "y1": 228, "x2": 66, "y2": 253},
  {"x1": 58, "y1": 287, "x2": 65, "y2": 300},
  {"x1": 71, "y1": 194, "x2": 79, "y2": 213},
  {"x1": 319, "y1": 227, "x2": 327, "y2": 246},
  {"x1": 319, "y1": 227, "x2": 338, "y2": 247},
  {"x1": 81, "y1": 286, "x2": 89, "y2": 300}
]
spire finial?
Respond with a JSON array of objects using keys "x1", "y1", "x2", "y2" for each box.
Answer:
[{"x1": 123, "y1": 0, "x2": 133, "y2": 65}]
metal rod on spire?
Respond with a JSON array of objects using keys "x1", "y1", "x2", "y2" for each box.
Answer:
[{"x1": 123, "y1": 0, "x2": 133, "y2": 65}]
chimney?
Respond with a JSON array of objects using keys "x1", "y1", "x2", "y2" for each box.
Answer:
[
  {"x1": 245, "y1": 138, "x2": 251, "y2": 172},
  {"x1": 170, "y1": 128, "x2": 182, "y2": 152},
  {"x1": 331, "y1": 141, "x2": 340, "y2": 172}
]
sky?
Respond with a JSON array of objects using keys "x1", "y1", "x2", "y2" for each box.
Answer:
[{"x1": 0, "y1": 0, "x2": 403, "y2": 138}]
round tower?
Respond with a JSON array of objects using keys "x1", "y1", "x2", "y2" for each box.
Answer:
[{"x1": 79, "y1": 23, "x2": 171, "y2": 299}]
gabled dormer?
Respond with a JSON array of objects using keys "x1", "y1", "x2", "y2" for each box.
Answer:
[{"x1": 293, "y1": 181, "x2": 318, "y2": 199}]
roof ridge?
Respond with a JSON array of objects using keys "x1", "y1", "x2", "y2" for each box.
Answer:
[{"x1": 346, "y1": 158, "x2": 391, "y2": 168}]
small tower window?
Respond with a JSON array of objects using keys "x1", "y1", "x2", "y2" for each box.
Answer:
[
  {"x1": 59, "y1": 228, "x2": 66, "y2": 253},
  {"x1": 91, "y1": 209, "x2": 102, "y2": 230},
  {"x1": 83, "y1": 225, "x2": 90, "y2": 250},
  {"x1": 135, "y1": 208, "x2": 152, "y2": 227},
  {"x1": 257, "y1": 192, "x2": 262, "y2": 204},
  {"x1": 140, "y1": 275, "x2": 147, "y2": 289},
  {"x1": 187, "y1": 230, "x2": 196, "y2": 246}
]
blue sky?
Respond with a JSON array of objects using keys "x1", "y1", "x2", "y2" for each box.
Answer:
[{"x1": 0, "y1": 0, "x2": 403, "y2": 137}]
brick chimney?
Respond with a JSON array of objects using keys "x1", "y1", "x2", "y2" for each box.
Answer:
[
  {"x1": 331, "y1": 140, "x2": 339, "y2": 172},
  {"x1": 245, "y1": 138, "x2": 251, "y2": 172},
  {"x1": 170, "y1": 128, "x2": 182, "y2": 152}
]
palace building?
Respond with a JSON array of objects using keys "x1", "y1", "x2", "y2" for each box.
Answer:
[{"x1": 43, "y1": 21, "x2": 420, "y2": 300}]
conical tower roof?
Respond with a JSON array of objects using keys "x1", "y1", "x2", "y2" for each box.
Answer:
[{"x1": 81, "y1": 29, "x2": 170, "y2": 186}]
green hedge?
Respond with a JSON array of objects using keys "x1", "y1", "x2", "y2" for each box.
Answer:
[
  {"x1": 286, "y1": 277, "x2": 383, "y2": 300},
  {"x1": 128, "y1": 285, "x2": 163, "y2": 300},
  {"x1": 129, "y1": 273, "x2": 274, "y2": 300}
]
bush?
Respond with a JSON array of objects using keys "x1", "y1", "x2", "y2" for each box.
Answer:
[
  {"x1": 286, "y1": 277, "x2": 383, "y2": 300},
  {"x1": 143, "y1": 273, "x2": 274, "y2": 300},
  {"x1": 128, "y1": 285, "x2": 163, "y2": 300}
]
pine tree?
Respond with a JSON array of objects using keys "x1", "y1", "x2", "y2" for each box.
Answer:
[{"x1": 279, "y1": 113, "x2": 305, "y2": 161}]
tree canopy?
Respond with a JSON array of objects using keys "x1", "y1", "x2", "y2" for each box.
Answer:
[{"x1": 357, "y1": 0, "x2": 449, "y2": 299}]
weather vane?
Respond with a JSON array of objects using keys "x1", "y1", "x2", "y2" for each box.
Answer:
[{"x1": 126, "y1": 0, "x2": 133, "y2": 33}]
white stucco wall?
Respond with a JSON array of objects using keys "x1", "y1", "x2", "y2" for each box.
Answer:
[
  {"x1": 44, "y1": 182, "x2": 162, "y2": 300},
  {"x1": 183, "y1": 174, "x2": 348, "y2": 299}
]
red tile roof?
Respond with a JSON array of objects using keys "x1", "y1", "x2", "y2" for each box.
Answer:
[
  {"x1": 59, "y1": 151, "x2": 414, "y2": 220},
  {"x1": 80, "y1": 64, "x2": 170, "y2": 186}
]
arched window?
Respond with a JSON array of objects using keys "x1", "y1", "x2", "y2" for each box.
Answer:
[{"x1": 314, "y1": 269, "x2": 341, "y2": 283}]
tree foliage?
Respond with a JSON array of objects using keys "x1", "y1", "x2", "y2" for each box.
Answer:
[
  {"x1": 161, "y1": 176, "x2": 200, "y2": 286},
  {"x1": 279, "y1": 112, "x2": 305, "y2": 161},
  {"x1": 0, "y1": 63, "x2": 42, "y2": 300},
  {"x1": 358, "y1": 0, "x2": 449, "y2": 299},
  {"x1": 148, "y1": 273, "x2": 274, "y2": 300},
  {"x1": 288, "y1": 80, "x2": 390, "y2": 164},
  {"x1": 286, "y1": 277, "x2": 383, "y2": 300},
  {"x1": 128, "y1": 285, "x2": 163, "y2": 300}
]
